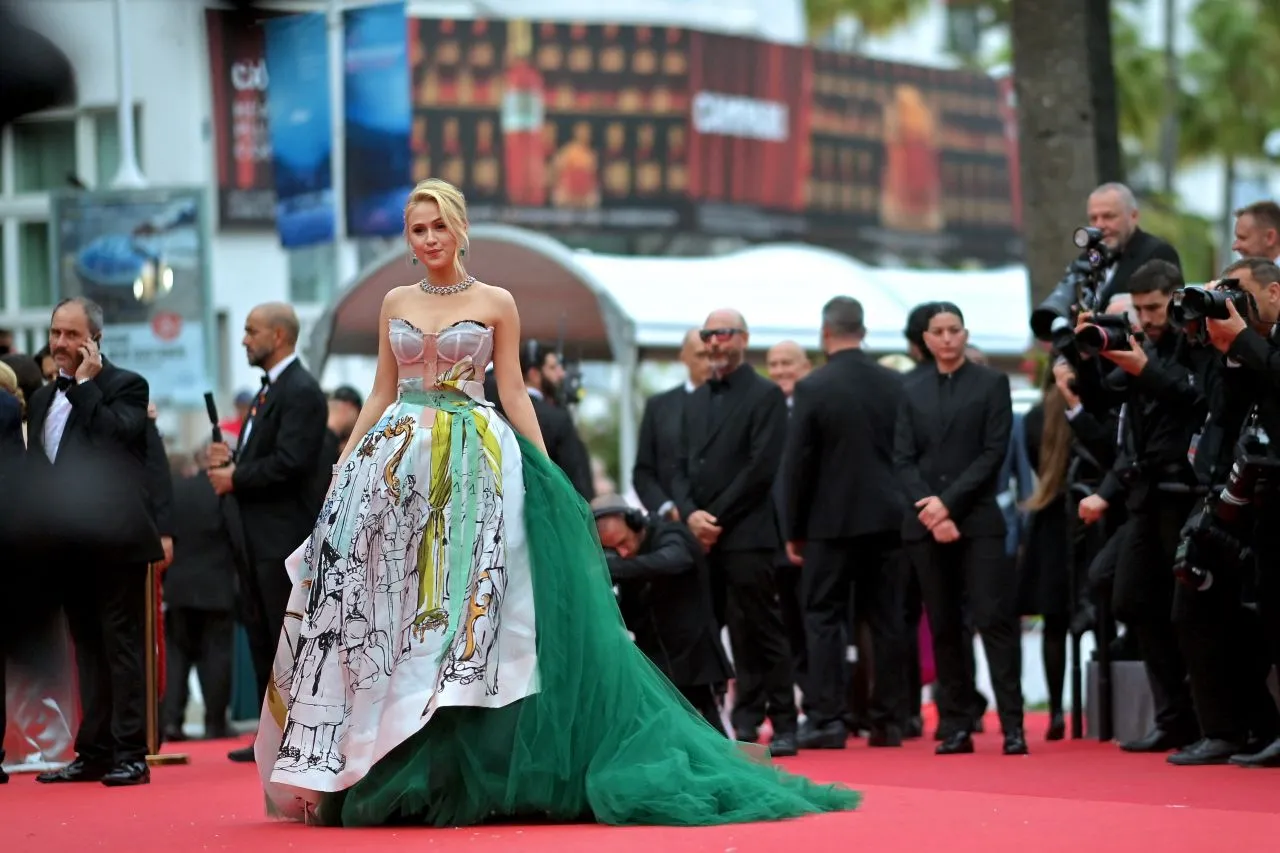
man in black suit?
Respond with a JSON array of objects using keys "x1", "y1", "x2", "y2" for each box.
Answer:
[
  {"x1": 593, "y1": 495, "x2": 733, "y2": 734},
  {"x1": 163, "y1": 442, "x2": 238, "y2": 742},
  {"x1": 206, "y1": 302, "x2": 328, "y2": 763},
  {"x1": 24, "y1": 297, "x2": 163, "y2": 786},
  {"x1": 784, "y1": 297, "x2": 907, "y2": 749},
  {"x1": 633, "y1": 329, "x2": 710, "y2": 519},
  {"x1": 672, "y1": 308, "x2": 797, "y2": 756},
  {"x1": 1088, "y1": 182, "x2": 1182, "y2": 308}
]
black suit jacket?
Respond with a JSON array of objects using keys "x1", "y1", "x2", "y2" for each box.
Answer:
[
  {"x1": 144, "y1": 419, "x2": 174, "y2": 539},
  {"x1": 529, "y1": 393, "x2": 595, "y2": 501},
  {"x1": 1099, "y1": 228, "x2": 1182, "y2": 306},
  {"x1": 22, "y1": 361, "x2": 163, "y2": 564},
  {"x1": 894, "y1": 361, "x2": 1013, "y2": 542},
  {"x1": 785, "y1": 349, "x2": 906, "y2": 542},
  {"x1": 673, "y1": 362, "x2": 788, "y2": 553},
  {"x1": 232, "y1": 359, "x2": 329, "y2": 562},
  {"x1": 632, "y1": 383, "x2": 689, "y2": 515},
  {"x1": 608, "y1": 519, "x2": 733, "y2": 687},
  {"x1": 165, "y1": 472, "x2": 236, "y2": 611}
]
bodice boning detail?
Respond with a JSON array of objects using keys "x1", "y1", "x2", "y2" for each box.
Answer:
[{"x1": 389, "y1": 317, "x2": 493, "y2": 404}]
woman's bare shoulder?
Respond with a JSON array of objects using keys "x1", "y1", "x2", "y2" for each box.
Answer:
[
  {"x1": 473, "y1": 281, "x2": 517, "y2": 312},
  {"x1": 381, "y1": 284, "x2": 418, "y2": 311}
]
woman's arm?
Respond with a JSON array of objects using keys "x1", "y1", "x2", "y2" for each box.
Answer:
[
  {"x1": 337, "y1": 290, "x2": 401, "y2": 465},
  {"x1": 489, "y1": 286, "x2": 548, "y2": 456}
]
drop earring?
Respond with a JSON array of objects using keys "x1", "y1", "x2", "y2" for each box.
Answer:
[
  {"x1": 459, "y1": 246, "x2": 467, "y2": 258},
  {"x1": 410, "y1": 254, "x2": 418, "y2": 265}
]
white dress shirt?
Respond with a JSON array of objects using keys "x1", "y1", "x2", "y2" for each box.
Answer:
[{"x1": 43, "y1": 373, "x2": 87, "y2": 463}]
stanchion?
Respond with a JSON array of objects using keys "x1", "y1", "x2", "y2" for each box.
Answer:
[{"x1": 145, "y1": 560, "x2": 188, "y2": 767}]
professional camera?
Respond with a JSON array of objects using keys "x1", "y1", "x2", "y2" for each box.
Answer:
[
  {"x1": 1173, "y1": 431, "x2": 1280, "y2": 590},
  {"x1": 1173, "y1": 278, "x2": 1256, "y2": 346},
  {"x1": 1074, "y1": 313, "x2": 1135, "y2": 357},
  {"x1": 558, "y1": 359, "x2": 585, "y2": 407},
  {"x1": 1031, "y1": 226, "x2": 1117, "y2": 342}
]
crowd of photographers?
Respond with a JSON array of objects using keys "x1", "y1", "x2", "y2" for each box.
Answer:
[{"x1": 1030, "y1": 187, "x2": 1280, "y2": 767}]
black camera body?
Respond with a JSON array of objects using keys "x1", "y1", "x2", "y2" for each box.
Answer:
[
  {"x1": 1173, "y1": 435, "x2": 1280, "y2": 591},
  {"x1": 1174, "y1": 278, "x2": 1256, "y2": 346},
  {"x1": 1031, "y1": 226, "x2": 1117, "y2": 342},
  {"x1": 558, "y1": 361, "x2": 585, "y2": 408}
]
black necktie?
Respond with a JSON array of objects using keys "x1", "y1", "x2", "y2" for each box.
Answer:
[{"x1": 55, "y1": 375, "x2": 74, "y2": 392}]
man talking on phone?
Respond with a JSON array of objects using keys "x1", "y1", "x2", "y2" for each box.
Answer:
[{"x1": 22, "y1": 297, "x2": 163, "y2": 786}]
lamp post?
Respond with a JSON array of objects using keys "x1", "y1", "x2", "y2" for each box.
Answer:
[{"x1": 110, "y1": 0, "x2": 146, "y2": 189}]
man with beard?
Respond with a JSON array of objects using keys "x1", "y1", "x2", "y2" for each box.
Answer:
[
  {"x1": 671, "y1": 308, "x2": 797, "y2": 755},
  {"x1": 502, "y1": 341, "x2": 593, "y2": 500},
  {"x1": 205, "y1": 302, "x2": 328, "y2": 763}
]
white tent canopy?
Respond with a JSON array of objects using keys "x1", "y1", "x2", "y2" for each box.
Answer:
[{"x1": 308, "y1": 224, "x2": 1033, "y2": 490}]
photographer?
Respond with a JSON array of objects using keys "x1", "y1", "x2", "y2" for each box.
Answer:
[
  {"x1": 1031, "y1": 185, "x2": 1180, "y2": 345},
  {"x1": 592, "y1": 495, "x2": 733, "y2": 735},
  {"x1": 1203, "y1": 257, "x2": 1280, "y2": 768},
  {"x1": 1070, "y1": 259, "x2": 1206, "y2": 753}
]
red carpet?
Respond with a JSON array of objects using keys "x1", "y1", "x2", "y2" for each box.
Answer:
[{"x1": 6, "y1": 712, "x2": 1280, "y2": 853}]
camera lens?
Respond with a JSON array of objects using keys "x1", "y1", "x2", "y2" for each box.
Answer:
[{"x1": 1075, "y1": 324, "x2": 1108, "y2": 355}]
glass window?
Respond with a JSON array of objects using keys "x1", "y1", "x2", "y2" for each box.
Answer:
[
  {"x1": 13, "y1": 120, "x2": 77, "y2": 194},
  {"x1": 94, "y1": 107, "x2": 145, "y2": 188},
  {"x1": 288, "y1": 243, "x2": 336, "y2": 304},
  {"x1": 18, "y1": 221, "x2": 53, "y2": 308}
]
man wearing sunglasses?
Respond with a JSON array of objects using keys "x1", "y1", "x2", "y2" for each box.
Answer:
[{"x1": 670, "y1": 310, "x2": 798, "y2": 756}]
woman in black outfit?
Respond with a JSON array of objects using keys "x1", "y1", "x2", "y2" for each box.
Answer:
[{"x1": 894, "y1": 302, "x2": 1026, "y2": 756}]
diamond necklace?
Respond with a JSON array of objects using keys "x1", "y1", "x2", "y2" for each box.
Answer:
[{"x1": 419, "y1": 275, "x2": 476, "y2": 296}]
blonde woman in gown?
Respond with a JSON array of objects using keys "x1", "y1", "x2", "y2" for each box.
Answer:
[{"x1": 255, "y1": 178, "x2": 860, "y2": 828}]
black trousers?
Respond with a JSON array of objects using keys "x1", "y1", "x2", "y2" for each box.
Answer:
[
  {"x1": 162, "y1": 607, "x2": 234, "y2": 734},
  {"x1": 1254, "y1": 508, "x2": 1280, "y2": 677},
  {"x1": 801, "y1": 532, "x2": 905, "y2": 731},
  {"x1": 711, "y1": 548, "x2": 797, "y2": 736},
  {"x1": 64, "y1": 562, "x2": 148, "y2": 765},
  {"x1": 775, "y1": 562, "x2": 809, "y2": 702},
  {"x1": 678, "y1": 682, "x2": 728, "y2": 736},
  {"x1": 908, "y1": 535, "x2": 1024, "y2": 735},
  {"x1": 1113, "y1": 497, "x2": 1198, "y2": 736},
  {"x1": 238, "y1": 559, "x2": 292, "y2": 707}
]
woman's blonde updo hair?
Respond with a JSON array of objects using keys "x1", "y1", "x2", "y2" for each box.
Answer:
[
  {"x1": 404, "y1": 178, "x2": 470, "y2": 279},
  {"x1": 0, "y1": 360, "x2": 24, "y2": 418}
]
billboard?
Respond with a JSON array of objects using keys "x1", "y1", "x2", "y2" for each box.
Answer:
[
  {"x1": 806, "y1": 51, "x2": 1021, "y2": 264},
  {"x1": 50, "y1": 188, "x2": 214, "y2": 408},
  {"x1": 205, "y1": 8, "x2": 276, "y2": 228},
  {"x1": 262, "y1": 13, "x2": 336, "y2": 248},
  {"x1": 343, "y1": 2, "x2": 414, "y2": 237}
]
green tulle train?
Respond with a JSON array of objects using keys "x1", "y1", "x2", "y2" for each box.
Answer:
[{"x1": 320, "y1": 434, "x2": 861, "y2": 827}]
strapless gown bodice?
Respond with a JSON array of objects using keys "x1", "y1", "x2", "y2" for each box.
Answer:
[{"x1": 388, "y1": 317, "x2": 493, "y2": 402}]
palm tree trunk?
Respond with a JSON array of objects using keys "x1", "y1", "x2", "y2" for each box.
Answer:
[
  {"x1": 1087, "y1": 0, "x2": 1124, "y2": 183},
  {"x1": 1011, "y1": 0, "x2": 1099, "y2": 307},
  {"x1": 1219, "y1": 156, "x2": 1236, "y2": 272},
  {"x1": 1159, "y1": 0, "x2": 1179, "y2": 194}
]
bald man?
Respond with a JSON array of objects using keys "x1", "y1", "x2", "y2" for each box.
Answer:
[
  {"x1": 672, "y1": 308, "x2": 798, "y2": 755},
  {"x1": 633, "y1": 329, "x2": 710, "y2": 518},
  {"x1": 765, "y1": 341, "x2": 811, "y2": 404},
  {"x1": 207, "y1": 301, "x2": 329, "y2": 763}
]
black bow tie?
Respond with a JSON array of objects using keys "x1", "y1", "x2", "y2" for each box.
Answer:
[{"x1": 55, "y1": 375, "x2": 74, "y2": 392}]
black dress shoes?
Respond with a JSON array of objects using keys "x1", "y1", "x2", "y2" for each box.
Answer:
[
  {"x1": 1045, "y1": 712, "x2": 1065, "y2": 741},
  {"x1": 905, "y1": 716, "x2": 924, "y2": 739},
  {"x1": 1119, "y1": 727, "x2": 1196, "y2": 753},
  {"x1": 769, "y1": 732, "x2": 799, "y2": 757},
  {"x1": 1168, "y1": 738, "x2": 1244, "y2": 766},
  {"x1": 867, "y1": 726, "x2": 903, "y2": 748},
  {"x1": 36, "y1": 759, "x2": 109, "y2": 783},
  {"x1": 228, "y1": 745, "x2": 256, "y2": 763},
  {"x1": 102, "y1": 760, "x2": 151, "y2": 786},
  {"x1": 1002, "y1": 729, "x2": 1029, "y2": 756},
  {"x1": 936, "y1": 732, "x2": 974, "y2": 755},
  {"x1": 798, "y1": 720, "x2": 847, "y2": 750},
  {"x1": 1230, "y1": 737, "x2": 1280, "y2": 768}
]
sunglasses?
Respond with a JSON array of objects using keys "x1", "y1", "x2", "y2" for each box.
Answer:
[{"x1": 699, "y1": 328, "x2": 743, "y2": 342}]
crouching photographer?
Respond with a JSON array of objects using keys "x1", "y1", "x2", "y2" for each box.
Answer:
[
  {"x1": 592, "y1": 495, "x2": 733, "y2": 736},
  {"x1": 1197, "y1": 257, "x2": 1280, "y2": 767},
  {"x1": 1069, "y1": 259, "x2": 1208, "y2": 753}
]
